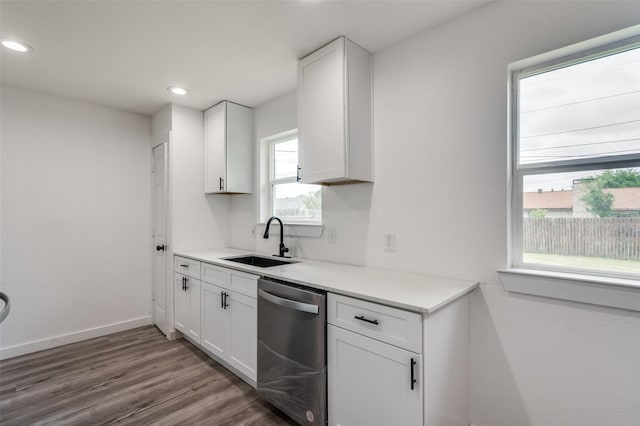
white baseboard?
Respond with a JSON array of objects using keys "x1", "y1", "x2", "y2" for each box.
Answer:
[{"x1": 0, "y1": 316, "x2": 152, "y2": 360}]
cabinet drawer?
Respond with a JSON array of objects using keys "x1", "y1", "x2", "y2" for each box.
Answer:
[
  {"x1": 328, "y1": 293, "x2": 422, "y2": 353},
  {"x1": 175, "y1": 256, "x2": 201, "y2": 279},
  {"x1": 201, "y1": 262, "x2": 230, "y2": 287},
  {"x1": 229, "y1": 270, "x2": 259, "y2": 299}
]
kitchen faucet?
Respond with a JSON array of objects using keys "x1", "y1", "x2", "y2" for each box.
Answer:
[{"x1": 263, "y1": 216, "x2": 290, "y2": 258}]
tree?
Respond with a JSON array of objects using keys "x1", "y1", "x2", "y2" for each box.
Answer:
[
  {"x1": 302, "y1": 189, "x2": 321, "y2": 211},
  {"x1": 581, "y1": 180, "x2": 614, "y2": 217},
  {"x1": 594, "y1": 169, "x2": 640, "y2": 188},
  {"x1": 579, "y1": 169, "x2": 639, "y2": 217},
  {"x1": 529, "y1": 209, "x2": 548, "y2": 218}
]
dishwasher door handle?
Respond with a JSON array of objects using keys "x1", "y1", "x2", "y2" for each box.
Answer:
[{"x1": 258, "y1": 289, "x2": 319, "y2": 314}]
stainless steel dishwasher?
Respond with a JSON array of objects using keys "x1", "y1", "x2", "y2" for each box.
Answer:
[{"x1": 257, "y1": 277, "x2": 327, "y2": 425}]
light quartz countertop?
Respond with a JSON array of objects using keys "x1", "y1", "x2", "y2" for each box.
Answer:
[{"x1": 174, "y1": 248, "x2": 477, "y2": 315}]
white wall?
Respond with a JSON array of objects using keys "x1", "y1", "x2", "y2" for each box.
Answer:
[
  {"x1": 228, "y1": 2, "x2": 640, "y2": 424},
  {"x1": 150, "y1": 104, "x2": 230, "y2": 337},
  {"x1": 152, "y1": 104, "x2": 230, "y2": 252},
  {"x1": 230, "y1": 91, "x2": 374, "y2": 264},
  {"x1": 151, "y1": 103, "x2": 172, "y2": 146},
  {"x1": 171, "y1": 104, "x2": 230, "y2": 251},
  {"x1": 0, "y1": 85, "x2": 152, "y2": 358}
]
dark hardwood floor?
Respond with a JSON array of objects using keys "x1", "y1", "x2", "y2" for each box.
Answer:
[{"x1": 0, "y1": 326, "x2": 296, "y2": 425}]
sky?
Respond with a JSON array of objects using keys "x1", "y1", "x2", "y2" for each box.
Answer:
[
  {"x1": 519, "y1": 44, "x2": 640, "y2": 192},
  {"x1": 273, "y1": 138, "x2": 320, "y2": 199}
]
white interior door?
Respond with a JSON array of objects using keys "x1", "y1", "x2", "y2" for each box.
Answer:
[{"x1": 152, "y1": 140, "x2": 168, "y2": 335}]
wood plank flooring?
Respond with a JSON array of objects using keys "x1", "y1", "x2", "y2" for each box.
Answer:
[{"x1": 0, "y1": 326, "x2": 296, "y2": 425}]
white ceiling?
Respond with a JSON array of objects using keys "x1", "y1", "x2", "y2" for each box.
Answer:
[{"x1": 0, "y1": 0, "x2": 489, "y2": 116}]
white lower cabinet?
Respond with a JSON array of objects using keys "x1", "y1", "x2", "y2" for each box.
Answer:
[
  {"x1": 174, "y1": 273, "x2": 201, "y2": 344},
  {"x1": 228, "y1": 291, "x2": 257, "y2": 379},
  {"x1": 199, "y1": 265, "x2": 258, "y2": 382},
  {"x1": 201, "y1": 281, "x2": 229, "y2": 357},
  {"x1": 174, "y1": 256, "x2": 259, "y2": 384},
  {"x1": 328, "y1": 294, "x2": 423, "y2": 426}
]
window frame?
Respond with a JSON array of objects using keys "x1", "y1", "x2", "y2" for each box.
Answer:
[
  {"x1": 264, "y1": 130, "x2": 322, "y2": 225},
  {"x1": 509, "y1": 33, "x2": 640, "y2": 281}
]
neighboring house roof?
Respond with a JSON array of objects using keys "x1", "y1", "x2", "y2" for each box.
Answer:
[
  {"x1": 606, "y1": 187, "x2": 640, "y2": 210},
  {"x1": 523, "y1": 187, "x2": 640, "y2": 210},
  {"x1": 523, "y1": 191, "x2": 573, "y2": 209}
]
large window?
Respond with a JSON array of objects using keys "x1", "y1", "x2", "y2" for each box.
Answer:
[
  {"x1": 267, "y1": 132, "x2": 321, "y2": 223},
  {"x1": 511, "y1": 36, "x2": 640, "y2": 279}
]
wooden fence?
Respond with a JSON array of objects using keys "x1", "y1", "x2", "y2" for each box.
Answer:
[{"x1": 523, "y1": 217, "x2": 640, "y2": 260}]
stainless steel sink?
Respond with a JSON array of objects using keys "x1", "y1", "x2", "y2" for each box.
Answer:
[{"x1": 223, "y1": 255, "x2": 297, "y2": 268}]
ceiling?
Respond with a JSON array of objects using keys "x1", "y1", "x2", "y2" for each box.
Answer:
[{"x1": 0, "y1": 0, "x2": 489, "y2": 116}]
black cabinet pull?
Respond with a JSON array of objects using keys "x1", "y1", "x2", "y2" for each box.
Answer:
[
  {"x1": 219, "y1": 177, "x2": 224, "y2": 191},
  {"x1": 179, "y1": 264, "x2": 189, "y2": 268},
  {"x1": 354, "y1": 315, "x2": 379, "y2": 325},
  {"x1": 410, "y1": 358, "x2": 417, "y2": 390},
  {"x1": 223, "y1": 292, "x2": 229, "y2": 309},
  {"x1": 156, "y1": 244, "x2": 165, "y2": 251},
  {"x1": 182, "y1": 277, "x2": 186, "y2": 291},
  {"x1": 184, "y1": 277, "x2": 189, "y2": 291},
  {"x1": 296, "y1": 165, "x2": 301, "y2": 182},
  {"x1": 220, "y1": 291, "x2": 224, "y2": 308}
]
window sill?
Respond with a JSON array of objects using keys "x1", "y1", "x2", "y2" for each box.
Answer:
[
  {"x1": 258, "y1": 222, "x2": 323, "y2": 238},
  {"x1": 498, "y1": 268, "x2": 640, "y2": 312}
]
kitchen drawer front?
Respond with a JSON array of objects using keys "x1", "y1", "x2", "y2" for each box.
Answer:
[
  {"x1": 201, "y1": 262, "x2": 230, "y2": 287},
  {"x1": 328, "y1": 293, "x2": 422, "y2": 353},
  {"x1": 175, "y1": 256, "x2": 201, "y2": 279},
  {"x1": 229, "y1": 269, "x2": 259, "y2": 299}
]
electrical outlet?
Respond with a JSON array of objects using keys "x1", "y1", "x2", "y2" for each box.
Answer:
[
  {"x1": 327, "y1": 227, "x2": 337, "y2": 244},
  {"x1": 384, "y1": 233, "x2": 396, "y2": 252}
]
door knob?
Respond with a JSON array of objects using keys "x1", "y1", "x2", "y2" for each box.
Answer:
[{"x1": 156, "y1": 244, "x2": 166, "y2": 251}]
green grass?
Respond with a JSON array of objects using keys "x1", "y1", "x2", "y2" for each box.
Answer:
[{"x1": 523, "y1": 252, "x2": 640, "y2": 275}]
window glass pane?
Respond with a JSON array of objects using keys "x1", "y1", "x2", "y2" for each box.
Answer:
[
  {"x1": 273, "y1": 139, "x2": 298, "y2": 179},
  {"x1": 519, "y1": 46, "x2": 640, "y2": 165},
  {"x1": 522, "y1": 167, "x2": 640, "y2": 275},
  {"x1": 273, "y1": 182, "x2": 321, "y2": 222}
]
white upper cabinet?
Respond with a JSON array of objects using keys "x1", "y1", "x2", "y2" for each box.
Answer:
[
  {"x1": 297, "y1": 36, "x2": 373, "y2": 185},
  {"x1": 204, "y1": 101, "x2": 253, "y2": 194}
]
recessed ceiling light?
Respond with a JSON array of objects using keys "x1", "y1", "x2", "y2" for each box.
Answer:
[
  {"x1": 167, "y1": 86, "x2": 188, "y2": 96},
  {"x1": 1, "y1": 39, "x2": 34, "y2": 53}
]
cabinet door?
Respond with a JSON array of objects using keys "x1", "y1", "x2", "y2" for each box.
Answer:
[
  {"x1": 225, "y1": 102, "x2": 253, "y2": 193},
  {"x1": 328, "y1": 325, "x2": 423, "y2": 426},
  {"x1": 298, "y1": 37, "x2": 346, "y2": 183},
  {"x1": 228, "y1": 291, "x2": 257, "y2": 381},
  {"x1": 204, "y1": 102, "x2": 227, "y2": 193},
  {"x1": 201, "y1": 282, "x2": 230, "y2": 358},
  {"x1": 174, "y1": 274, "x2": 189, "y2": 334},
  {"x1": 186, "y1": 278, "x2": 201, "y2": 343}
]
